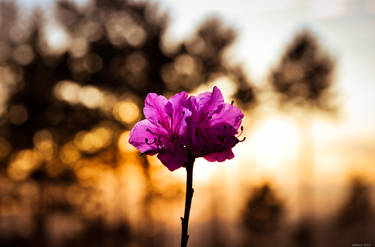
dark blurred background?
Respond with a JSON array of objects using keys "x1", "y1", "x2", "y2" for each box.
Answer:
[{"x1": 0, "y1": 0, "x2": 374, "y2": 246}]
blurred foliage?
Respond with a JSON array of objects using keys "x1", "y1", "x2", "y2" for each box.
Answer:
[
  {"x1": 269, "y1": 30, "x2": 338, "y2": 227},
  {"x1": 0, "y1": 0, "x2": 256, "y2": 155},
  {"x1": 0, "y1": 0, "x2": 255, "y2": 246},
  {"x1": 292, "y1": 221, "x2": 315, "y2": 247},
  {"x1": 333, "y1": 178, "x2": 375, "y2": 243},
  {"x1": 269, "y1": 30, "x2": 336, "y2": 113},
  {"x1": 242, "y1": 183, "x2": 284, "y2": 235},
  {"x1": 241, "y1": 183, "x2": 284, "y2": 246},
  {"x1": 0, "y1": 0, "x2": 373, "y2": 246}
]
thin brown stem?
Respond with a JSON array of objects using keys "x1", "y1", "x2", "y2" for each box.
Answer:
[{"x1": 180, "y1": 156, "x2": 195, "y2": 247}]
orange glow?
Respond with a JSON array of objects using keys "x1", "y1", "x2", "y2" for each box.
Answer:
[
  {"x1": 60, "y1": 142, "x2": 81, "y2": 165},
  {"x1": 33, "y1": 129, "x2": 55, "y2": 161},
  {"x1": 118, "y1": 131, "x2": 137, "y2": 153},
  {"x1": 0, "y1": 0, "x2": 374, "y2": 245},
  {"x1": 45, "y1": 160, "x2": 65, "y2": 178},
  {"x1": 0, "y1": 137, "x2": 11, "y2": 160},
  {"x1": 113, "y1": 100, "x2": 140, "y2": 125},
  {"x1": 66, "y1": 185, "x2": 86, "y2": 206},
  {"x1": 73, "y1": 126, "x2": 112, "y2": 154},
  {"x1": 7, "y1": 150, "x2": 42, "y2": 181},
  {"x1": 75, "y1": 161, "x2": 109, "y2": 187}
]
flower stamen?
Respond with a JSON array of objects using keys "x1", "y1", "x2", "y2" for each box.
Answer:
[
  {"x1": 236, "y1": 126, "x2": 244, "y2": 137},
  {"x1": 239, "y1": 137, "x2": 246, "y2": 142},
  {"x1": 145, "y1": 138, "x2": 157, "y2": 145},
  {"x1": 146, "y1": 128, "x2": 159, "y2": 136},
  {"x1": 169, "y1": 114, "x2": 173, "y2": 132}
]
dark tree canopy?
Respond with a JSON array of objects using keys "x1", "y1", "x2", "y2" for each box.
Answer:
[
  {"x1": 269, "y1": 30, "x2": 336, "y2": 113},
  {"x1": 336, "y1": 178, "x2": 375, "y2": 228},
  {"x1": 242, "y1": 183, "x2": 284, "y2": 235},
  {"x1": 0, "y1": 0, "x2": 256, "y2": 246},
  {"x1": 0, "y1": 0, "x2": 256, "y2": 171},
  {"x1": 332, "y1": 178, "x2": 375, "y2": 245}
]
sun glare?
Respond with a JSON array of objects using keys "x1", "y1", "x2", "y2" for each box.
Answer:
[{"x1": 246, "y1": 116, "x2": 298, "y2": 172}]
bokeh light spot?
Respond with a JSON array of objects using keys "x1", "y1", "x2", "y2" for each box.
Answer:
[
  {"x1": 60, "y1": 142, "x2": 81, "y2": 165},
  {"x1": 69, "y1": 37, "x2": 88, "y2": 58},
  {"x1": 44, "y1": 24, "x2": 71, "y2": 55},
  {"x1": 54, "y1": 80, "x2": 80, "y2": 104},
  {"x1": 175, "y1": 54, "x2": 195, "y2": 75},
  {"x1": 33, "y1": 129, "x2": 55, "y2": 161},
  {"x1": 126, "y1": 25, "x2": 146, "y2": 47},
  {"x1": 79, "y1": 86, "x2": 104, "y2": 109},
  {"x1": 13, "y1": 45, "x2": 34, "y2": 65},
  {"x1": 74, "y1": 126, "x2": 112, "y2": 154},
  {"x1": 113, "y1": 100, "x2": 140, "y2": 124},
  {"x1": 7, "y1": 149, "x2": 42, "y2": 181}
]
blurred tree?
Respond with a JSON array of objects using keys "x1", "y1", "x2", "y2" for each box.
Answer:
[
  {"x1": 292, "y1": 220, "x2": 315, "y2": 247},
  {"x1": 241, "y1": 183, "x2": 284, "y2": 246},
  {"x1": 269, "y1": 30, "x2": 336, "y2": 112},
  {"x1": 333, "y1": 178, "x2": 375, "y2": 244},
  {"x1": 268, "y1": 30, "x2": 336, "y2": 219},
  {"x1": 336, "y1": 179, "x2": 374, "y2": 227},
  {"x1": 0, "y1": 0, "x2": 257, "y2": 246}
]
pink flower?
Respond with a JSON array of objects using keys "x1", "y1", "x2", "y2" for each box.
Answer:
[
  {"x1": 184, "y1": 86, "x2": 245, "y2": 162},
  {"x1": 129, "y1": 87, "x2": 244, "y2": 171},
  {"x1": 129, "y1": 91, "x2": 191, "y2": 171}
]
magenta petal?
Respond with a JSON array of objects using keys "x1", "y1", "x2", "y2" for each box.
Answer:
[
  {"x1": 185, "y1": 87, "x2": 224, "y2": 125},
  {"x1": 129, "y1": 119, "x2": 159, "y2": 154},
  {"x1": 168, "y1": 91, "x2": 191, "y2": 135},
  {"x1": 204, "y1": 149, "x2": 235, "y2": 162},
  {"x1": 169, "y1": 91, "x2": 188, "y2": 116},
  {"x1": 143, "y1": 93, "x2": 168, "y2": 125},
  {"x1": 196, "y1": 86, "x2": 224, "y2": 114},
  {"x1": 184, "y1": 96, "x2": 200, "y2": 124},
  {"x1": 210, "y1": 103, "x2": 244, "y2": 130},
  {"x1": 157, "y1": 143, "x2": 188, "y2": 171}
]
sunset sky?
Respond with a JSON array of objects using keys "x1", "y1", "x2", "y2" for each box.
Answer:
[
  {"x1": 15, "y1": 0, "x2": 375, "y2": 218},
  {"x1": 159, "y1": 0, "x2": 375, "y2": 133},
  {"x1": 154, "y1": 0, "x2": 375, "y2": 218}
]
